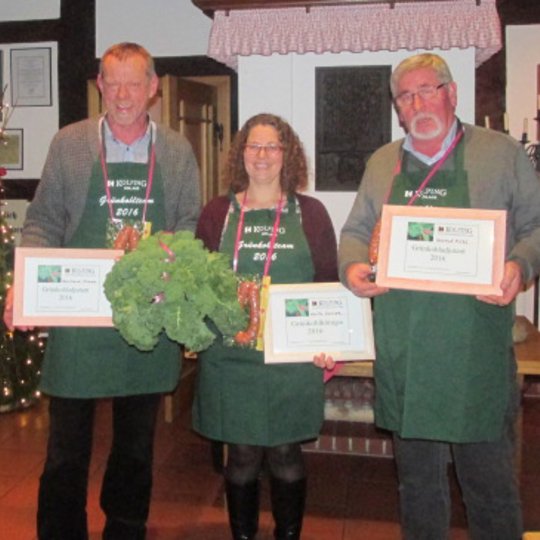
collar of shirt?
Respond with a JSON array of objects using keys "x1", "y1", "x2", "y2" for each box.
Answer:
[
  {"x1": 403, "y1": 119, "x2": 458, "y2": 166},
  {"x1": 102, "y1": 116, "x2": 154, "y2": 164}
]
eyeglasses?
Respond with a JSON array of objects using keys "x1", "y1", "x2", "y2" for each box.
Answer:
[
  {"x1": 244, "y1": 143, "x2": 284, "y2": 156},
  {"x1": 395, "y1": 83, "x2": 447, "y2": 107}
]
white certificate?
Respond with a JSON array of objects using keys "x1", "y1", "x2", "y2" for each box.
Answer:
[
  {"x1": 13, "y1": 248, "x2": 123, "y2": 327},
  {"x1": 376, "y1": 205, "x2": 506, "y2": 295},
  {"x1": 264, "y1": 282, "x2": 375, "y2": 364}
]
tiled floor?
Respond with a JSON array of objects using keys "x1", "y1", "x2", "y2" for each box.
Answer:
[{"x1": 1, "y1": 367, "x2": 539, "y2": 540}]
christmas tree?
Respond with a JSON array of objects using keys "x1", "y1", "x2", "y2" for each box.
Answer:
[{"x1": 0, "y1": 164, "x2": 44, "y2": 412}]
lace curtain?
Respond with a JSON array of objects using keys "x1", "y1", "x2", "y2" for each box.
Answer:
[{"x1": 207, "y1": 0, "x2": 501, "y2": 70}]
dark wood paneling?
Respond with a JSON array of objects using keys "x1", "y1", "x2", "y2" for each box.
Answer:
[
  {"x1": 0, "y1": 2, "x2": 237, "y2": 199},
  {"x1": 476, "y1": 0, "x2": 540, "y2": 129},
  {"x1": 0, "y1": 0, "x2": 95, "y2": 197},
  {"x1": 315, "y1": 66, "x2": 392, "y2": 190},
  {"x1": 0, "y1": 0, "x2": 97, "y2": 128},
  {"x1": 58, "y1": 0, "x2": 96, "y2": 127},
  {"x1": 192, "y1": 0, "x2": 453, "y2": 17}
]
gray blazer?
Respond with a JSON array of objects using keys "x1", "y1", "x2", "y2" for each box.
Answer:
[
  {"x1": 22, "y1": 117, "x2": 200, "y2": 247},
  {"x1": 339, "y1": 122, "x2": 540, "y2": 283}
]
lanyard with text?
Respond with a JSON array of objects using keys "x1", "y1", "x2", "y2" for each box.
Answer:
[
  {"x1": 369, "y1": 127, "x2": 464, "y2": 273},
  {"x1": 232, "y1": 190, "x2": 285, "y2": 350},
  {"x1": 232, "y1": 190, "x2": 285, "y2": 274},
  {"x1": 98, "y1": 119, "x2": 156, "y2": 225}
]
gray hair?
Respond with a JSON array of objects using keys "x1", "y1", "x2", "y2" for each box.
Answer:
[{"x1": 390, "y1": 53, "x2": 453, "y2": 98}]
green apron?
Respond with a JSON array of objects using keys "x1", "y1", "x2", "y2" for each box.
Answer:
[
  {"x1": 374, "y1": 138, "x2": 515, "y2": 442},
  {"x1": 193, "y1": 193, "x2": 325, "y2": 446},
  {"x1": 40, "y1": 159, "x2": 181, "y2": 398}
]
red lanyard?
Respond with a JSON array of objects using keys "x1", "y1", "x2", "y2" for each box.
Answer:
[
  {"x1": 232, "y1": 191, "x2": 285, "y2": 274},
  {"x1": 99, "y1": 121, "x2": 156, "y2": 223},
  {"x1": 388, "y1": 127, "x2": 464, "y2": 206}
]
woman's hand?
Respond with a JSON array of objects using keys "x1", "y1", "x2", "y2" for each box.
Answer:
[{"x1": 313, "y1": 353, "x2": 336, "y2": 370}]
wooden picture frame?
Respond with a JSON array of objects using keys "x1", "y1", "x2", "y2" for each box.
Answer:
[
  {"x1": 13, "y1": 247, "x2": 123, "y2": 327},
  {"x1": 376, "y1": 205, "x2": 507, "y2": 295},
  {"x1": 0, "y1": 128, "x2": 23, "y2": 170},
  {"x1": 264, "y1": 282, "x2": 375, "y2": 363},
  {"x1": 315, "y1": 65, "x2": 392, "y2": 191},
  {"x1": 10, "y1": 47, "x2": 52, "y2": 107}
]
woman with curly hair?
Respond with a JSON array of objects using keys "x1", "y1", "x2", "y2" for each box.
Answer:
[{"x1": 193, "y1": 113, "x2": 337, "y2": 540}]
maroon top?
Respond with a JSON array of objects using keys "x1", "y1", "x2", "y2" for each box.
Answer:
[{"x1": 196, "y1": 192, "x2": 337, "y2": 282}]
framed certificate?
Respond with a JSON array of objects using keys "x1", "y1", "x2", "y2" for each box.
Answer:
[
  {"x1": 264, "y1": 282, "x2": 375, "y2": 364},
  {"x1": 10, "y1": 47, "x2": 52, "y2": 107},
  {"x1": 13, "y1": 247, "x2": 123, "y2": 327},
  {"x1": 0, "y1": 128, "x2": 24, "y2": 170},
  {"x1": 376, "y1": 205, "x2": 507, "y2": 295}
]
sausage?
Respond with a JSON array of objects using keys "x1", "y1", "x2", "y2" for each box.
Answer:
[
  {"x1": 368, "y1": 218, "x2": 382, "y2": 267},
  {"x1": 113, "y1": 226, "x2": 132, "y2": 249},
  {"x1": 127, "y1": 227, "x2": 141, "y2": 251},
  {"x1": 234, "y1": 281, "x2": 260, "y2": 345}
]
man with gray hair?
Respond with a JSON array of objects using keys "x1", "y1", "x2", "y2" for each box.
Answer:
[{"x1": 338, "y1": 53, "x2": 540, "y2": 539}]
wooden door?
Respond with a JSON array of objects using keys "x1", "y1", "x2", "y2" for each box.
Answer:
[{"x1": 156, "y1": 76, "x2": 218, "y2": 205}]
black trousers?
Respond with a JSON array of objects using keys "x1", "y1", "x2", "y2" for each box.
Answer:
[{"x1": 37, "y1": 394, "x2": 161, "y2": 540}]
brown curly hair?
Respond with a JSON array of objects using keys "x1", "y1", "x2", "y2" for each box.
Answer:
[{"x1": 225, "y1": 113, "x2": 308, "y2": 195}]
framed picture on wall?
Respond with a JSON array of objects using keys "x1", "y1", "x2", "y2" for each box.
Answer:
[
  {"x1": 315, "y1": 65, "x2": 392, "y2": 191},
  {"x1": 10, "y1": 47, "x2": 52, "y2": 107},
  {"x1": 0, "y1": 128, "x2": 24, "y2": 170}
]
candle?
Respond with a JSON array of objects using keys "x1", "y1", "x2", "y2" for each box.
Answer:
[
  {"x1": 484, "y1": 115, "x2": 490, "y2": 129},
  {"x1": 523, "y1": 117, "x2": 528, "y2": 135},
  {"x1": 503, "y1": 112, "x2": 509, "y2": 132}
]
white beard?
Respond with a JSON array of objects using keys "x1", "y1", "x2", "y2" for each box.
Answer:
[{"x1": 410, "y1": 112, "x2": 444, "y2": 141}]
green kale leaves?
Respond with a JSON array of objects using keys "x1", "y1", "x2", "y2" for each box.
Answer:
[{"x1": 104, "y1": 231, "x2": 247, "y2": 352}]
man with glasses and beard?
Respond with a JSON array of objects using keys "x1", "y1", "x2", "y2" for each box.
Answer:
[{"x1": 336, "y1": 53, "x2": 540, "y2": 539}]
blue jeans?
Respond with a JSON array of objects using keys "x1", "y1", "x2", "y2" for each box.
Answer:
[
  {"x1": 393, "y1": 398, "x2": 522, "y2": 540},
  {"x1": 37, "y1": 394, "x2": 161, "y2": 540}
]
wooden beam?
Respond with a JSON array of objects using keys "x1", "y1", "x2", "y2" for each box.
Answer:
[{"x1": 192, "y1": 0, "x2": 455, "y2": 17}]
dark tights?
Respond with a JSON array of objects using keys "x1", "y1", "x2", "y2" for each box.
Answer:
[{"x1": 225, "y1": 443, "x2": 305, "y2": 485}]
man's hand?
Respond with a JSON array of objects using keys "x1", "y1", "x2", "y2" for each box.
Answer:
[
  {"x1": 345, "y1": 262, "x2": 389, "y2": 298},
  {"x1": 3, "y1": 287, "x2": 16, "y2": 331},
  {"x1": 3, "y1": 287, "x2": 32, "y2": 332},
  {"x1": 476, "y1": 260, "x2": 523, "y2": 306}
]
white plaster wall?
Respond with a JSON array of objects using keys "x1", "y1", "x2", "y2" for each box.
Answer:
[
  {"x1": 506, "y1": 25, "x2": 540, "y2": 143},
  {"x1": 95, "y1": 0, "x2": 211, "y2": 57},
  {"x1": 1, "y1": 42, "x2": 59, "y2": 180},
  {"x1": 0, "y1": 1, "x2": 59, "y2": 21},
  {"x1": 239, "y1": 47, "x2": 476, "y2": 236},
  {"x1": 506, "y1": 25, "x2": 540, "y2": 323}
]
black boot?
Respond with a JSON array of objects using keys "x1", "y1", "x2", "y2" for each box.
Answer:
[
  {"x1": 270, "y1": 477, "x2": 307, "y2": 540},
  {"x1": 225, "y1": 479, "x2": 259, "y2": 540}
]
